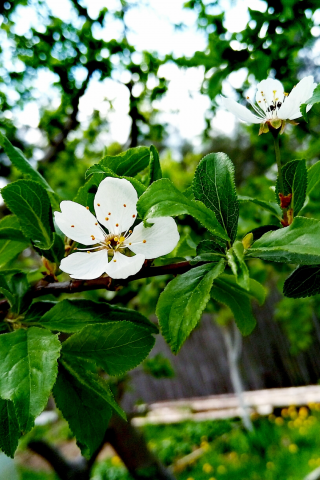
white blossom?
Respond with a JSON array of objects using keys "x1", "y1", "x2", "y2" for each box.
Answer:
[
  {"x1": 54, "y1": 177, "x2": 180, "y2": 280},
  {"x1": 220, "y1": 76, "x2": 316, "y2": 131}
]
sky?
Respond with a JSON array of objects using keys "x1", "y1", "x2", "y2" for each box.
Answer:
[{"x1": 3, "y1": 0, "x2": 319, "y2": 155}]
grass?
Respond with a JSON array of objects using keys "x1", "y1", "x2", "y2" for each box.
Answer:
[{"x1": 19, "y1": 404, "x2": 320, "y2": 480}]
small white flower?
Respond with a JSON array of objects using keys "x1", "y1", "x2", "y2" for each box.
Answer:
[
  {"x1": 54, "y1": 177, "x2": 180, "y2": 280},
  {"x1": 220, "y1": 76, "x2": 316, "y2": 132}
]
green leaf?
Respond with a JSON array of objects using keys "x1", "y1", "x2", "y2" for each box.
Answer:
[
  {"x1": 244, "y1": 225, "x2": 280, "y2": 242},
  {"x1": 7, "y1": 272, "x2": 30, "y2": 314},
  {"x1": 300, "y1": 84, "x2": 320, "y2": 122},
  {"x1": 226, "y1": 241, "x2": 249, "y2": 290},
  {"x1": 0, "y1": 275, "x2": 16, "y2": 309},
  {"x1": 307, "y1": 161, "x2": 320, "y2": 196},
  {"x1": 73, "y1": 173, "x2": 105, "y2": 209},
  {"x1": 23, "y1": 301, "x2": 56, "y2": 324},
  {"x1": 283, "y1": 265, "x2": 320, "y2": 298},
  {"x1": 247, "y1": 217, "x2": 320, "y2": 265},
  {"x1": 190, "y1": 253, "x2": 225, "y2": 265},
  {"x1": 149, "y1": 145, "x2": 162, "y2": 184},
  {"x1": 0, "y1": 228, "x2": 28, "y2": 242},
  {"x1": 275, "y1": 159, "x2": 307, "y2": 216},
  {"x1": 175, "y1": 234, "x2": 197, "y2": 258},
  {"x1": 0, "y1": 216, "x2": 29, "y2": 269},
  {"x1": 156, "y1": 260, "x2": 226, "y2": 354},
  {"x1": 193, "y1": 153, "x2": 239, "y2": 243},
  {"x1": 53, "y1": 356, "x2": 125, "y2": 457},
  {"x1": 39, "y1": 299, "x2": 158, "y2": 334},
  {"x1": 238, "y1": 195, "x2": 282, "y2": 220},
  {"x1": 0, "y1": 399, "x2": 20, "y2": 458},
  {"x1": 99, "y1": 146, "x2": 150, "y2": 176},
  {"x1": 85, "y1": 166, "x2": 146, "y2": 196},
  {"x1": 1, "y1": 180, "x2": 54, "y2": 249},
  {"x1": 62, "y1": 322, "x2": 155, "y2": 376},
  {"x1": 197, "y1": 238, "x2": 226, "y2": 255},
  {"x1": 34, "y1": 233, "x2": 65, "y2": 264},
  {"x1": 137, "y1": 178, "x2": 230, "y2": 241},
  {"x1": 211, "y1": 275, "x2": 265, "y2": 335},
  {"x1": 0, "y1": 132, "x2": 54, "y2": 193},
  {"x1": 0, "y1": 327, "x2": 61, "y2": 432}
]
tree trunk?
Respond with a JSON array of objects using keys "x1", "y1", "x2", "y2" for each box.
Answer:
[{"x1": 106, "y1": 414, "x2": 176, "y2": 480}]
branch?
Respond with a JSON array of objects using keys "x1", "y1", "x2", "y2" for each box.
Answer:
[
  {"x1": 28, "y1": 440, "x2": 90, "y2": 480},
  {"x1": 0, "y1": 260, "x2": 201, "y2": 314}
]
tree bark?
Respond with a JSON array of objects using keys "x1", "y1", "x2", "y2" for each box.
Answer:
[{"x1": 106, "y1": 414, "x2": 176, "y2": 480}]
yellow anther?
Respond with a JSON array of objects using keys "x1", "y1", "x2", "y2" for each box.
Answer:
[
  {"x1": 97, "y1": 203, "x2": 100, "y2": 206},
  {"x1": 114, "y1": 237, "x2": 119, "y2": 242},
  {"x1": 143, "y1": 240, "x2": 146, "y2": 243},
  {"x1": 246, "y1": 96, "x2": 249, "y2": 99},
  {"x1": 105, "y1": 217, "x2": 109, "y2": 221},
  {"x1": 119, "y1": 236, "x2": 125, "y2": 242},
  {"x1": 123, "y1": 204, "x2": 126, "y2": 207},
  {"x1": 129, "y1": 242, "x2": 132, "y2": 245},
  {"x1": 71, "y1": 225, "x2": 74, "y2": 227},
  {"x1": 87, "y1": 251, "x2": 90, "y2": 254},
  {"x1": 91, "y1": 235, "x2": 95, "y2": 240},
  {"x1": 129, "y1": 230, "x2": 132, "y2": 233},
  {"x1": 115, "y1": 223, "x2": 119, "y2": 227},
  {"x1": 113, "y1": 259, "x2": 117, "y2": 262},
  {"x1": 108, "y1": 212, "x2": 111, "y2": 215},
  {"x1": 132, "y1": 214, "x2": 136, "y2": 218},
  {"x1": 95, "y1": 222, "x2": 98, "y2": 225},
  {"x1": 284, "y1": 92, "x2": 288, "y2": 96},
  {"x1": 86, "y1": 206, "x2": 89, "y2": 210},
  {"x1": 106, "y1": 241, "x2": 111, "y2": 245}
]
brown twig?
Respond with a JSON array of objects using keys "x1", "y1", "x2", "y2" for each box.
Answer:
[{"x1": 0, "y1": 260, "x2": 201, "y2": 315}]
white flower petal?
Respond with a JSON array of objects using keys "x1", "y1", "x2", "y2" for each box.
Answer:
[
  {"x1": 60, "y1": 250, "x2": 109, "y2": 280},
  {"x1": 219, "y1": 96, "x2": 261, "y2": 124},
  {"x1": 94, "y1": 177, "x2": 138, "y2": 235},
  {"x1": 255, "y1": 78, "x2": 284, "y2": 114},
  {"x1": 54, "y1": 201, "x2": 105, "y2": 245},
  {"x1": 105, "y1": 251, "x2": 145, "y2": 279},
  {"x1": 278, "y1": 76, "x2": 316, "y2": 120},
  {"x1": 125, "y1": 217, "x2": 180, "y2": 259}
]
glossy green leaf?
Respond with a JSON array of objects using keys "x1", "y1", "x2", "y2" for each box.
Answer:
[
  {"x1": 0, "y1": 328, "x2": 61, "y2": 432},
  {"x1": 73, "y1": 173, "x2": 105, "y2": 210},
  {"x1": 34, "y1": 233, "x2": 65, "y2": 264},
  {"x1": 0, "y1": 399, "x2": 20, "y2": 458},
  {"x1": 23, "y1": 301, "x2": 56, "y2": 324},
  {"x1": 193, "y1": 153, "x2": 239, "y2": 243},
  {"x1": 1, "y1": 180, "x2": 54, "y2": 249},
  {"x1": 156, "y1": 260, "x2": 226, "y2": 354},
  {"x1": 197, "y1": 238, "x2": 226, "y2": 255},
  {"x1": 39, "y1": 299, "x2": 158, "y2": 333},
  {"x1": 7, "y1": 272, "x2": 30, "y2": 314},
  {"x1": 238, "y1": 195, "x2": 282, "y2": 220},
  {"x1": 0, "y1": 216, "x2": 29, "y2": 269},
  {"x1": 175, "y1": 234, "x2": 197, "y2": 258},
  {"x1": 283, "y1": 265, "x2": 320, "y2": 298},
  {"x1": 137, "y1": 178, "x2": 230, "y2": 241},
  {"x1": 53, "y1": 356, "x2": 125, "y2": 457},
  {"x1": 190, "y1": 253, "x2": 224, "y2": 265},
  {"x1": 247, "y1": 217, "x2": 320, "y2": 265},
  {"x1": 211, "y1": 275, "x2": 265, "y2": 335},
  {"x1": 0, "y1": 132, "x2": 53, "y2": 193},
  {"x1": 300, "y1": 84, "x2": 320, "y2": 121},
  {"x1": 149, "y1": 145, "x2": 162, "y2": 184},
  {"x1": 276, "y1": 159, "x2": 307, "y2": 216},
  {"x1": 62, "y1": 322, "x2": 155, "y2": 376},
  {"x1": 99, "y1": 146, "x2": 150, "y2": 176},
  {"x1": 307, "y1": 161, "x2": 320, "y2": 196},
  {"x1": 85, "y1": 165, "x2": 146, "y2": 196},
  {"x1": 226, "y1": 241, "x2": 249, "y2": 290}
]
